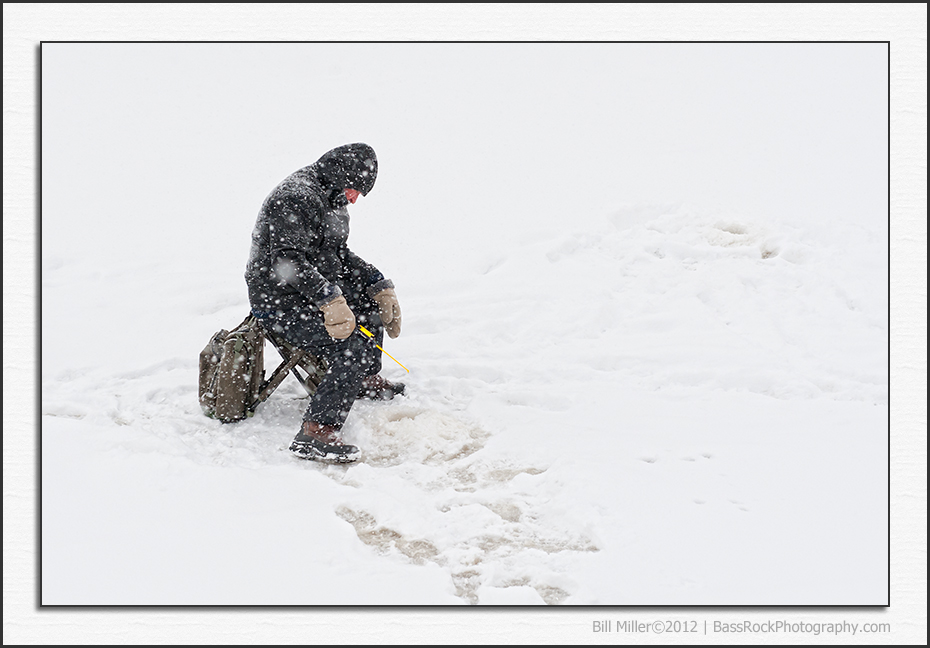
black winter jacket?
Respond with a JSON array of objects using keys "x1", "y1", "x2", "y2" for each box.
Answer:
[{"x1": 245, "y1": 143, "x2": 392, "y2": 315}]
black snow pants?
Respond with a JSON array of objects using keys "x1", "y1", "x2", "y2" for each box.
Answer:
[{"x1": 259, "y1": 289, "x2": 384, "y2": 429}]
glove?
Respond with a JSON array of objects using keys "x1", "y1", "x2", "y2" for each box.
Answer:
[
  {"x1": 320, "y1": 296, "x2": 356, "y2": 339},
  {"x1": 373, "y1": 288, "x2": 402, "y2": 339}
]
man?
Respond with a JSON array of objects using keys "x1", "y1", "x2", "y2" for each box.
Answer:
[{"x1": 245, "y1": 143, "x2": 404, "y2": 464}]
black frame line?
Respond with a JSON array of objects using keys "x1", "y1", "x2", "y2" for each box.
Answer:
[{"x1": 36, "y1": 39, "x2": 893, "y2": 614}]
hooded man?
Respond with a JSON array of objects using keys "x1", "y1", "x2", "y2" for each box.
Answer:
[{"x1": 245, "y1": 143, "x2": 403, "y2": 463}]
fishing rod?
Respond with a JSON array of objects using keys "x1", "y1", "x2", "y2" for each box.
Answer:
[{"x1": 357, "y1": 325, "x2": 409, "y2": 373}]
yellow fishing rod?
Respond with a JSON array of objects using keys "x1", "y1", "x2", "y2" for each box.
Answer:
[{"x1": 358, "y1": 325, "x2": 409, "y2": 373}]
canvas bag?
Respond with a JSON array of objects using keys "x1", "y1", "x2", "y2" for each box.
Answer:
[
  {"x1": 198, "y1": 315, "x2": 266, "y2": 423},
  {"x1": 198, "y1": 314, "x2": 328, "y2": 423}
]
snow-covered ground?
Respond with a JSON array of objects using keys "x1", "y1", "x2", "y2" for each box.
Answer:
[{"x1": 39, "y1": 42, "x2": 890, "y2": 607}]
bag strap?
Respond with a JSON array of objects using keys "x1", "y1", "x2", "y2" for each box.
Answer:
[
  {"x1": 230, "y1": 314, "x2": 263, "y2": 355},
  {"x1": 233, "y1": 313, "x2": 255, "y2": 331}
]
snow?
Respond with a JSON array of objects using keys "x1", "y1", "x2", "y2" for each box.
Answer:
[{"x1": 40, "y1": 42, "x2": 889, "y2": 608}]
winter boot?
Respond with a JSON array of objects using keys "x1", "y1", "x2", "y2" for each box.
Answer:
[
  {"x1": 289, "y1": 421, "x2": 360, "y2": 464},
  {"x1": 358, "y1": 374, "x2": 406, "y2": 401}
]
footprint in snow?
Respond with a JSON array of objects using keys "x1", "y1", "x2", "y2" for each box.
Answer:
[{"x1": 328, "y1": 404, "x2": 596, "y2": 605}]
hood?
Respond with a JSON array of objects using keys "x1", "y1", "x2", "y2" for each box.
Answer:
[{"x1": 314, "y1": 143, "x2": 378, "y2": 197}]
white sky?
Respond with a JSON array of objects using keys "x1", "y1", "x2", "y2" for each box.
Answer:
[{"x1": 41, "y1": 41, "x2": 888, "y2": 273}]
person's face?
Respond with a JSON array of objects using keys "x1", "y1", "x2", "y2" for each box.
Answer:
[{"x1": 344, "y1": 188, "x2": 361, "y2": 204}]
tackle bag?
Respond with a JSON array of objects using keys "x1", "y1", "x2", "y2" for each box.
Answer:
[
  {"x1": 198, "y1": 315, "x2": 266, "y2": 423},
  {"x1": 198, "y1": 314, "x2": 328, "y2": 423}
]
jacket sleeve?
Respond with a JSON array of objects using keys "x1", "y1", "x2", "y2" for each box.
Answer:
[
  {"x1": 266, "y1": 195, "x2": 343, "y2": 306},
  {"x1": 341, "y1": 247, "x2": 394, "y2": 297}
]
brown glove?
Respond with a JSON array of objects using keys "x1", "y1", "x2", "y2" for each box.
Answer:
[
  {"x1": 320, "y1": 295, "x2": 356, "y2": 339},
  {"x1": 373, "y1": 288, "x2": 402, "y2": 339}
]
